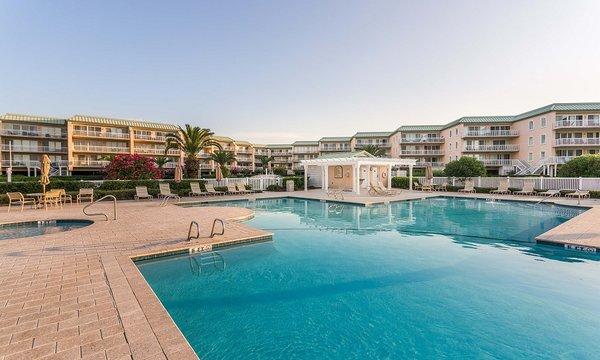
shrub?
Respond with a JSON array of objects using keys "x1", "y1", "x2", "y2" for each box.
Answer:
[
  {"x1": 282, "y1": 176, "x2": 305, "y2": 190},
  {"x1": 104, "y1": 154, "x2": 163, "y2": 180},
  {"x1": 557, "y1": 155, "x2": 600, "y2": 177},
  {"x1": 391, "y1": 177, "x2": 410, "y2": 189},
  {"x1": 273, "y1": 167, "x2": 288, "y2": 176},
  {"x1": 266, "y1": 184, "x2": 285, "y2": 191},
  {"x1": 444, "y1": 157, "x2": 486, "y2": 179}
]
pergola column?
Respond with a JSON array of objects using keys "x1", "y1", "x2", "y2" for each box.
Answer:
[
  {"x1": 323, "y1": 165, "x2": 329, "y2": 191},
  {"x1": 387, "y1": 164, "x2": 392, "y2": 189},
  {"x1": 303, "y1": 164, "x2": 308, "y2": 191},
  {"x1": 409, "y1": 164, "x2": 413, "y2": 190}
]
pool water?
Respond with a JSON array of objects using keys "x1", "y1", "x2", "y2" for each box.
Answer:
[
  {"x1": 0, "y1": 219, "x2": 93, "y2": 240},
  {"x1": 137, "y1": 198, "x2": 600, "y2": 359}
]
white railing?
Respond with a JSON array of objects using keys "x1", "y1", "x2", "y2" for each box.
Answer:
[
  {"x1": 1, "y1": 159, "x2": 69, "y2": 168},
  {"x1": 415, "y1": 162, "x2": 445, "y2": 167},
  {"x1": 399, "y1": 150, "x2": 444, "y2": 155},
  {"x1": 479, "y1": 159, "x2": 515, "y2": 166},
  {"x1": 133, "y1": 134, "x2": 166, "y2": 141},
  {"x1": 463, "y1": 130, "x2": 519, "y2": 137},
  {"x1": 72, "y1": 160, "x2": 111, "y2": 167},
  {"x1": 417, "y1": 176, "x2": 600, "y2": 191},
  {"x1": 555, "y1": 119, "x2": 600, "y2": 128},
  {"x1": 1, "y1": 145, "x2": 67, "y2": 153},
  {"x1": 134, "y1": 147, "x2": 179, "y2": 155},
  {"x1": 73, "y1": 145, "x2": 130, "y2": 153},
  {"x1": 72, "y1": 130, "x2": 130, "y2": 139},
  {"x1": 555, "y1": 138, "x2": 600, "y2": 146},
  {"x1": 400, "y1": 137, "x2": 444, "y2": 143},
  {"x1": 0, "y1": 129, "x2": 66, "y2": 138},
  {"x1": 464, "y1": 145, "x2": 519, "y2": 152},
  {"x1": 201, "y1": 176, "x2": 282, "y2": 190}
]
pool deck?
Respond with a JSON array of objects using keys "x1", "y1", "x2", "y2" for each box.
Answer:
[{"x1": 0, "y1": 189, "x2": 599, "y2": 359}]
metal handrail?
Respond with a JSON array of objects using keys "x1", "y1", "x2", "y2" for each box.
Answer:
[
  {"x1": 187, "y1": 221, "x2": 200, "y2": 241},
  {"x1": 159, "y1": 194, "x2": 180, "y2": 207},
  {"x1": 83, "y1": 195, "x2": 117, "y2": 221},
  {"x1": 210, "y1": 219, "x2": 225, "y2": 238}
]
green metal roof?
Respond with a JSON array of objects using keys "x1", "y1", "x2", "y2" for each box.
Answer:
[
  {"x1": 319, "y1": 136, "x2": 352, "y2": 142},
  {"x1": 266, "y1": 144, "x2": 293, "y2": 148},
  {"x1": 234, "y1": 140, "x2": 252, "y2": 146},
  {"x1": 512, "y1": 103, "x2": 600, "y2": 121},
  {"x1": 397, "y1": 125, "x2": 445, "y2": 132},
  {"x1": 212, "y1": 135, "x2": 235, "y2": 143},
  {"x1": 444, "y1": 115, "x2": 515, "y2": 128},
  {"x1": 293, "y1": 140, "x2": 319, "y2": 146},
  {"x1": 353, "y1": 131, "x2": 394, "y2": 138},
  {"x1": 0, "y1": 113, "x2": 67, "y2": 125},
  {"x1": 70, "y1": 114, "x2": 179, "y2": 131},
  {"x1": 317, "y1": 151, "x2": 374, "y2": 159}
]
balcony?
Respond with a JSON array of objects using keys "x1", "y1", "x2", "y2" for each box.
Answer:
[
  {"x1": 272, "y1": 152, "x2": 291, "y2": 156},
  {"x1": 479, "y1": 159, "x2": 516, "y2": 167},
  {"x1": 400, "y1": 137, "x2": 444, "y2": 143},
  {"x1": 134, "y1": 147, "x2": 179, "y2": 155},
  {"x1": 414, "y1": 161, "x2": 445, "y2": 168},
  {"x1": 72, "y1": 130, "x2": 130, "y2": 139},
  {"x1": 463, "y1": 145, "x2": 519, "y2": 152},
  {"x1": 462, "y1": 130, "x2": 519, "y2": 138},
  {"x1": 554, "y1": 138, "x2": 600, "y2": 146},
  {"x1": 555, "y1": 119, "x2": 600, "y2": 129},
  {"x1": 320, "y1": 147, "x2": 350, "y2": 152},
  {"x1": 72, "y1": 160, "x2": 111, "y2": 167},
  {"x1": 1, "y1": 160, "x2": 69, "y2": 168},
  {"x1": 0, "y1": 129, "x2": 66, "y2": 139},
  {"x1": 399, "y1": 150, "x2": 444, "y2": 156},
  {"x1": 73, "y1": 145, "x2": 130, "y2": 154},
  {"x1": 133, "y1": 133, "x2": 166, "y2": 142},
  {"x1": 1, "y1": 145, "x2": 67, "y2": 153},
  {"x1": 355, "y1": 143, "x2": 391, "y2": 148}
]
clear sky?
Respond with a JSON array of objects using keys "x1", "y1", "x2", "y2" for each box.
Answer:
[{"x1": 1, "y1": 0, "x2": 600, "y2": 143}]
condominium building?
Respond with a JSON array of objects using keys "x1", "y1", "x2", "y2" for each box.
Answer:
[{"x1": 1, "y1": 102, "x2": 599, "y2": 177}]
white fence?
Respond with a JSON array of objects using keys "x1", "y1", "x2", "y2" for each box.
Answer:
[
  {"x1": 417, "y1": 176, "x2": 600, "y2": 191},
  {"x1": 201, "y1": 176, "x2": 282, "y2": 190}
]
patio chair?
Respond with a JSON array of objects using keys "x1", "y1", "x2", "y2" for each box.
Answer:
[
  {"x1": 43, "y1": 189, "x2": 62, "y2": 210},
  {"x1": 458, "y1": 180, "x2": 476, "y2": 193},
  {"x1": 369, "y1": 181, "x2": 396, "y2": 196},
  {"x1": 490, "y1": 180, "x2": 510, "y2": 195},
  {"x1": 77, "y1": 188, "x2": 94, "y2": 203},
  {"x1": 235, "y1": 182, "x2": 253, "y2": 194},
  {"x1": 413, "y1": 181, "x2": 422, "y2": 190},
  {"x1": 434, "y1": 182, "x2": 447, "y2": 192},
  {"x1": 58, "y1": 189, "x2": 73, "y2": 205},
  {"x1": 6, "y1": 192, "x2": 37, "y2": 212},
  {"x1": 378, "y1": 180, "x2": 398, "y2": 195},
  {"x1": 513, "y1": 181, "x2": 536, "y2": 196},
  {"x1": 226, "y1": 184, "x2": 242, "y2": 194},
  {"x1": 565, "y1": 190, "x2": 590, "y2": 199},
  {"x1": 537, "y1": 189, "x2": 560, "y2": 197},
  {"x1": 134, "y1": 186, "x2": 153, "y2": 200},
  {"x1": 188, "y1": 182, "x2": 208, "y2": 197},
  {"x1": 158, "y1": 183, "x2": 180, "y2": 200},
  {"x1": 205, "y1": 184, "x2": 225, "y2": 196}
]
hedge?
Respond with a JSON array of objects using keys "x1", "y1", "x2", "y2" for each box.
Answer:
[
  {"x1": 391, "y1": 177, "x2": 410, "y2": 189},
  {"x1": 282, "y1": 176, "x2": 305, "y2": 190}
]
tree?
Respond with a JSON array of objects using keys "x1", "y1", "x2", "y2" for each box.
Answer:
[
  {"x1": 256, "y1": 155, "x2": 274, "y2": 174},
  {"x1": 361, "y1": 145, "x2": 386, "y2": 157},
  {"x1": 153, "y1": 156, "x2": 172, "y2": 170},
  {"x1": 210, "y1": 150, "x2": 236, "y2": 177},
  {"x1": 557, "y1": 155, "x2": 600, "y2": 177},
  {"x1": 165, "y1": 125, "x2": 220, "y2": 178},
  {"x1": 104, "y1": 154, "x2": 162, "y2": 180},
  {"x1": 444, "y1": 157, "x2": 486, "y2": 179}
]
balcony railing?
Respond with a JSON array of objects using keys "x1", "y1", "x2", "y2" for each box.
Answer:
[
  {"x1": 1, "y1": 145, "x2": 67, "y2": 153},
  {"x1": 72, "y1": 160, "x2": 111, "y2": 167},
  {"x1": 555, "y1": 119, "x2": 600, "y2": 128},
  {"x1": 355, "y1": 143, "x2": 391, "y2": 148},
  {"x1": 414, "y1": 162, "x2": 445, "y2": 168},
  {"x1": 72, "y1": 130, "x2": 130, "y2": 139},
  {"x1": 463, "y1": 130, "x2": 519, "y2": 137},
  {"x1": 479, "y1": 159, "x2": 515, "y2": 166},
  {"x1": 73, "y1": 145, "x2": 130, "y2": 153},
  {"x1": 0, "y1": 129, "x2": 66, "y2": 139},
  {"x1": 320, "y1": 146, "x2": 350, "y2": 151},
  {"x1": 400, "y1": 137, "x2": 444, "y2": 143},
  {"x1": 133, "y1": 133, "x2": 167, "y2": 141},
  {"x1": 555, "y1": 138, "x2": 600, "y2": 146},
  {"x1": 1, "y1": 160, "x2": 69, "y2": 167},
  {"x1": 399, "y1": 150, "x2": 443, "y2": 155},
  {"x1": 463, "y1": 145, "x2": 519, "y2": 152},
  {"x1": 134, "y1": 148, "x2": 179, "y2": 155}
]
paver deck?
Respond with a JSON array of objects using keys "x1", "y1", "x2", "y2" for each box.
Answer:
[{"x1": 1, "y1": 189, "x2": 598, "y2": 359}]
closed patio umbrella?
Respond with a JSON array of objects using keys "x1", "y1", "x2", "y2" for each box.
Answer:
[
  {"x1": 425, "y1": 164, "x2": 434, "y2": 185},
  {"x1": 40, "y1": 154, "x2": 51, "y2": 193},
  {"x1": 215, "y1": 163, "x2": 223, "y2": 181},
  {"x1": 174, "y1": 160, "x2": 183, "y2": 183}
]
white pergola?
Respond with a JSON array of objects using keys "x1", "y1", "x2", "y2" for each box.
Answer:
[{"x1": 301, "y1": 154, "x2": 417, "y2": 194}]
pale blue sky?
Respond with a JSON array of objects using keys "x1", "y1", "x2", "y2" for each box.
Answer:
[{"x1": 1, "y1": 0, "x2": 599, "y2": 143}]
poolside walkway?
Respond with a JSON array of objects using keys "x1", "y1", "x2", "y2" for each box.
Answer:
[{"x1": 1, "y1": 189, "x2": 598, "y2": 359}]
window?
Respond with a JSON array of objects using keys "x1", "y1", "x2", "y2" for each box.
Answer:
[
  {"x1": 541, "y1": 151, "x2": 546, "y2": 159},
  {"x1": 529, "y1": 121, "x2": 534, "y2": 131},
  {"x1": 528, "y1": 152, "x2": 533, "y2": 161},
  {"x1": 540, "y1": 134, "x2": 546, "y2": 144},
  {"x1": 528, "y1": 137, "x2": 534, "y2": 146},
  {"x1": 541, "y1": 117, "x2": 547, "y2": 127}
]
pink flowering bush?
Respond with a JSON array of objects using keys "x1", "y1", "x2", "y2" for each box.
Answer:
[{"x1": 104, "y1": 154, "x2": 163, "y2": 180}]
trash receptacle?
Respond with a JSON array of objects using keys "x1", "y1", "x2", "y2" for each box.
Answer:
[{"x1": 286, "y1": 180, "x2": 295, "y2": 192}]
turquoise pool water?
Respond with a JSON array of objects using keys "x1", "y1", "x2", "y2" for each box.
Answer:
[
  {"x1": 137, "y1": 197, "x2": 600, "y2": 359},
  {"x1": 0, "y1": 219, "x2": 93, "y2": 240}
]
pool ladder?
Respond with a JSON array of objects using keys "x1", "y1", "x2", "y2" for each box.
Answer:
[
  {"x1": 83, "y1": 195, "x2": 117, "y2": 221},
  {"x1": 186, "y1": 218, "x2": 225, "y2": 241}
]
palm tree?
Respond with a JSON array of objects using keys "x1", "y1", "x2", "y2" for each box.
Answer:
[
  {"x1": 165, "y1": 125, "x2": 220, "y2": 178},
  {"x1": 153, "y1": 156, "x2": 172, "y2": 170},
  {"x1": 361, "y1": 145, "x2": 386, "y2": 157},
  {"x1": 210, "y1": 150, "x2": 236, "y2": 177},
  {"x1": 256, "y1": 155, "x2": 274, "y2": 174}
]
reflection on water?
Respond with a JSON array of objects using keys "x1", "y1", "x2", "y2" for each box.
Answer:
[{"x1": 188, "y1": 252, "x2": 226, "y2": 276}]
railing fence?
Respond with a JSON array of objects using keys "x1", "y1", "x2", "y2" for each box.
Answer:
[
  {"x1": 416, "y1": 176, "x2": 600, "y2": 190},
  {"x1": 201, "y1": 176, "x2": 282, "y2": 190}
]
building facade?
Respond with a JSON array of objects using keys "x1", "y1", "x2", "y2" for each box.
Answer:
[{"x1": 1, "y1": 102, "x2": 599, "y2": 177}]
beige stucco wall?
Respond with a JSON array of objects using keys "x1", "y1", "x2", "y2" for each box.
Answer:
[
  {"x1": 440, "y1": 124, "x2": 464, "y2": 162},
  {"x1": 328, "y1": 165, "x2": 354, "y2": 189},
  {"x1": 513, "y1": 112, "x2": 554, "y2": 163}
]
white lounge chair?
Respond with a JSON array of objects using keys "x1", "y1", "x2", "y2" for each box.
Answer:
[
  {"x1": 226, "y1": 184, "x2": 243, "y2": 194},
  {"x1": 205, "y1": 184, "x2": 225, "y2": 196},
  {"x1": 537, "y1": 189, "x2": 560, "y2": 197},
  {"x1": 514, "y1": 181, "x2": 536, "y2": 196},
  {"x1": 235, "y1": 182, "x2": 254, "y2": 194},
  {"x1": 458, "y1": 180, "x2": 476, "y2": 193},
  {"x1": 159, "y1": 183, "x2": 180, "y2": 200},
  {"x1": 77, "y1": 188, "x2": 94, "y2": 203},
  {"x1": 565, "y1": 190, "x2": 590, "y2": 199},
  {"x1": 189, "y1": 182, "x2": 208, "y2": 197},
  {"x1": 490, "y1": 180, "x2": 510, "y2": 195},
  {"x1": 134, "y1": 186, "x2": 153, "y2": 200}
]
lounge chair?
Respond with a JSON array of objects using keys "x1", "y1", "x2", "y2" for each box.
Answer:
[
  {"x1": 513, "y1": 181, "x2": 536, "y2": 196},
  {"x1": 205, "y1": 184, "x2": 225, "y2": 196},
  {"x1": 490, "y1": 180, "x2": 511, "y2": 195},
  {"x1": 235, "y1": 182, "x2": 253, "y2": 194},
  {"x1": 378, "y1": 180, "x2": 398, "y2": 195},
  {"x1": 565, "y1": 190, "x2": 590, "y2": 199},
  {"x1": 134, "y1": 186, "x2": 153, "y2": 200},
  {"x1": 413, "y1": 182, "x2": 422, "y2": 191},
  {"x1": 43, "y1": 190, "x2": 62, "y2": 210},
  {"x1": 58, "y1": 189, "x2": 73, "y2": 205},
  {"x1": 458, "y1": 180, "x2": 476, "y2": 193},
  {"x1": 188, "y1": 182, "x2": 208, "y2": 197},
  {"x1": 226, "y1": 184, "x2": 242, "y2": 194},
  {"x1": 537, "y1": 189, "x2": 560, "y2": 197},
  {"x1": 77, "y1": 188, "x2": 94, "y2": 203},
  {"x1": 159, "y1": 183, "x2": 180, "y2": 200},
  {"x1": 6, "y1": 192, "x2": 37, "y2": 212},
  {"x1": 434, "y1": 182, "x2": 447, "y2": 192},
  {"x1": 369, "y1": 181, "x2": 396, "y2": 196}
]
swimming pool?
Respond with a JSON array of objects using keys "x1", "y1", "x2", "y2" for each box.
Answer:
[
  {"x1": 0, "y1": 219, "x2": 93, "y2": 240},
  {"x1": 137, "y1": 197, "x2": 600, "y2": 359}
]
